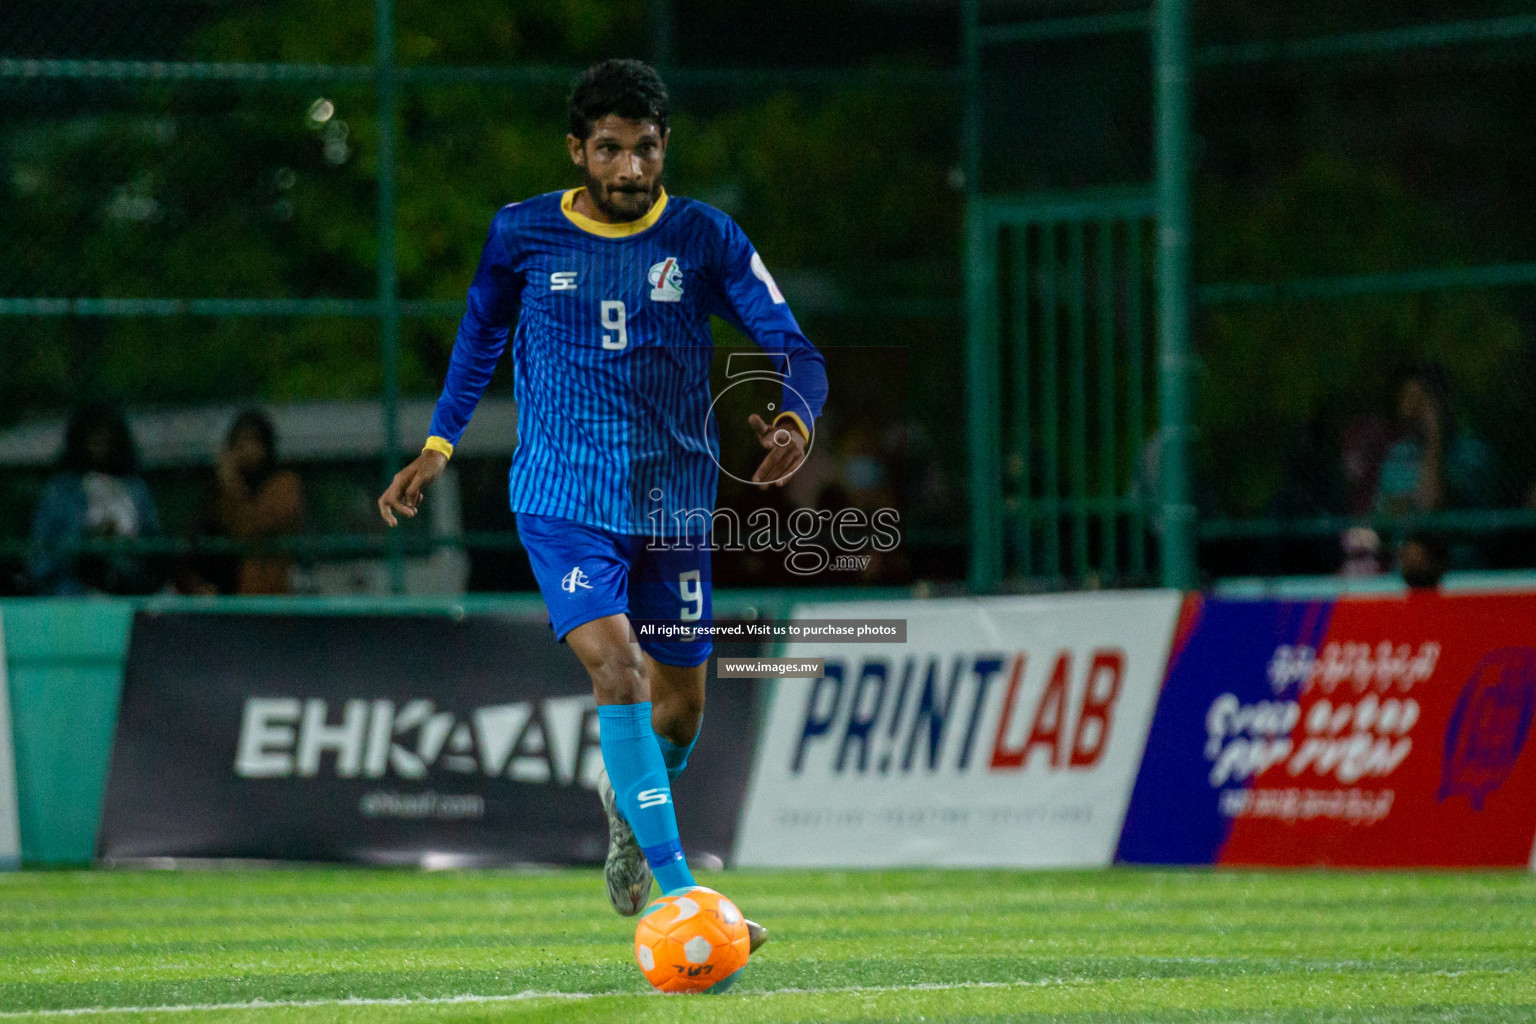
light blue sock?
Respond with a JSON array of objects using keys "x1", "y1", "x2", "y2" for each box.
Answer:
[
  {"x1": 654, "y1": 722, "x2": 701, "y2": 782},
  {"x1": 598, "y1": 702, "x2": 696, "y2": 894}
]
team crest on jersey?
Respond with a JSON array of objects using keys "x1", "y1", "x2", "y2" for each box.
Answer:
[{"x1": 648, "y1": 257, "x2": 683, "y2": 302}]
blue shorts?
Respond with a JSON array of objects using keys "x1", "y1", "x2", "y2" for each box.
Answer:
[{"x1": 516, "y1": 513, "x2": 713, "y2": 668}]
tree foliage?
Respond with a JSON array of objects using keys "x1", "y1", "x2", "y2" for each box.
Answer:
[
  {"x1": 1195, "y1": 154, "x2": 1527, "y2": 514},
  {"x1": 1, "y1": 0, "x2": 961, "y2": 429}
]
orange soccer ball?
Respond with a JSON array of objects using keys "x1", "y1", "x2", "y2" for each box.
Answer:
[{"x1": 633, "y1": 886, "x2": 751, "y2": 993}]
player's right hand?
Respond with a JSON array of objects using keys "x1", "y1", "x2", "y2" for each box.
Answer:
[{"x1": 378, "y1": 450, "x2": 447, "y2": 527}]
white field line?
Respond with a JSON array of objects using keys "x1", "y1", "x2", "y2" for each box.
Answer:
[
  {"x1": 0, "y1": 979, "x2": 1077, "y2": 1018},
  {"x1": 0, "y1": 966, "x2": 1522, "y2": 1019}
]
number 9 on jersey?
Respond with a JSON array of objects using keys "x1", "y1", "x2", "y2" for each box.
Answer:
[{"x1": 601, "y1": 300, "x2": 628, "y2": 351}]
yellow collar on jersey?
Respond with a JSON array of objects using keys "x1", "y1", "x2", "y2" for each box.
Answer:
[{"x1": 560, "y1": 187, "x2": 669, "y2": 238}]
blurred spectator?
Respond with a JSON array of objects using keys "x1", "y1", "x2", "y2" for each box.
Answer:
[
  {"x1": 184, "y1": 410, "x2": 304, "y2": 595},
  {"x1": 1399, "y1": 530, "x2": 1449, "y2": 590},
  {"x1": 1340, "y1": 527, "x2": 1384, "y2": 578},
  {"x1": 1340, "y1": 412, "x2": 1393, "y2": 517},
  {"x1": 815, "y1": 419, "x2": 908, "y2": 584},
  {"x1": 28, "y1": 402, "x2": 163, "y2": 595},
  {"x1": 1373, "y1": 363, "x2": 1492, "y2": 515},
  {"x1": 831, "y1": 420, "x2": 898, "y2": 513},
  {"x1": 1262, "y1": 363, "x2": 1499, "y2": 581}
]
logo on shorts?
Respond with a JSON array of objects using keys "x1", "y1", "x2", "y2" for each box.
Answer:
[
  {"x1": 648, "y1": 257, "x2": 683, "y2": 302},
  {"x1": 550, "y1": 271, "x2": 579, "y2": 291},
  {"x1": 561, "y1": 567, "x2": 592, "y2": 593}
]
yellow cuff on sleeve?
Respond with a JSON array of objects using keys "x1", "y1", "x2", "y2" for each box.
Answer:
[
  {"x1": 773, "y1": 412, "x2": 810, "y2": 443},
  {"x1": 423, "y1": 436, "x2": 455, "y2": 460}
]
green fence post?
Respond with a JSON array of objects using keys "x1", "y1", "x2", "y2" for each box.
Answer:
[
  {"x1": 1040, "y1": 223, "x2": 1061, "y2": 578},
  {"x1": 1153, "y1": 0, "x2": 1197, "y2": 589},
  {"x1": 962, "y1": 0, "x2": 1002, "y2": 591},
  {"x1": 960, "y1": 0, "x2": 981, "y2": 195},
  {"x1": 1067, "y1": 222, "x2": 1089, "y2": 580},
  {"x1": 1010, "y1": 227, "x2": 1032, "y2": 578},
  {"x1": 1097, "y1": 219, "x2": 1118, "y2": 579},
  {"x1": 966, "y1": 205, "x2": 1002, "y2": 592},
  {"x1": 376, "y1": 0, "x2": 405, "y2": 594},
  {"x1": 1126, "y1": 217, "x2": 1148, "y2": 579}
]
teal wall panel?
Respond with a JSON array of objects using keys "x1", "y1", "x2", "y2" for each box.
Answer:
[{"x1": 1, "y1": 600, "x2": 133, "y2": 864}]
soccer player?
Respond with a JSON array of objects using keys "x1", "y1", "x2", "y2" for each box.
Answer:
[{"x1": 378, "y1": 59, "x2": 826, "y2": 948}]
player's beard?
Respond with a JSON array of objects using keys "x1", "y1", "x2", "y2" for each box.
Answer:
[{"x1": 586, "y1": 171, "x2": 660, "y2": 223}]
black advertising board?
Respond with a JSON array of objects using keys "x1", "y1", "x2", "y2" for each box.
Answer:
[{"x1": 98, "y1": 612, "x2": 762, "y2": 865}]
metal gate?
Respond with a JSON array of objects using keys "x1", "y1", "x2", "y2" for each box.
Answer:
[
  {"x1": 966, "y1": 190, "x2": 1161, "y2": 590},
  {"x1": 961, "y1": 0, "x2": 1195, "y2": 592}
]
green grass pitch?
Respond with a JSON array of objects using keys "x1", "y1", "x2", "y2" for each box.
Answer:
[{"x1": 2, "y1": 867, "x2": 1534, "y2": 1022}]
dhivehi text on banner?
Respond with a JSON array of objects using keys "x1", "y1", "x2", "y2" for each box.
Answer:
[
  {"x1": 1117, "y1": 591, "x2": 1536, "y2": 867},
  {"x1": 735, "y1": 592, "x2": 1182, "y2": 868}
]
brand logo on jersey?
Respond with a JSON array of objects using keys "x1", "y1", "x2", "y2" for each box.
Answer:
[
  {"x1": 648, "y1": 257, "x2": 683, "y2": 302},
  {"x1": 550, "y1": 271, "x2": 579, "y2": 291},
  {"x1": 561, "y1": 567, "x2": 592, "y2": 593},
  {"x1": 637, "y1": 787, "x2": 671, "y2": 809}
]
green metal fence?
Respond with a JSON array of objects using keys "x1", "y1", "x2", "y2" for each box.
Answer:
[
  {"x1": 8, "y1": 3, "x2": 1536, "y2": 595},
  {"x1": 0, "y1": 2, "x2": 963, "y2": 595},
  {"x1": 963, "y1": 0, "x2": 1194, "y2": 591},
  {"x1": 963, "y1": 1, "x2": 1536, "y2": 591},
  {"x1": 966, "y1": 187, "x2": 1159, "y2": 589}
]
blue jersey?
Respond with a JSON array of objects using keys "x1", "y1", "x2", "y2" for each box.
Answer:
[{"x1": 426, "y1": 188, "x2": 828, "y2": 536}]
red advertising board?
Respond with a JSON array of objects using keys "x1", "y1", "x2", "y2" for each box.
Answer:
[{"x1": 1218, "y1": 592, "x2": 1536, "y2": 867}]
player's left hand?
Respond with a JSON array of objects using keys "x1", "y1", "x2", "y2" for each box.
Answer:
[
  {"x1": 748, "y1": 413, "x2": 807, "y2": 489},
  {"x1": 378, "y1": 449, "x2": 447, "y2": 526}
]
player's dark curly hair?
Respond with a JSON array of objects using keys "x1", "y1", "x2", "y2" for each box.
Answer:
[{"x1": 568, "y1": 59, "x2": 669, "y2": 140}]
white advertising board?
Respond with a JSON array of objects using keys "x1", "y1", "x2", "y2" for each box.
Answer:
[
  {"x1": 734, "y1": 591, "x2": 1183, "y2": 868},
  {"x1": 0, "y1": 610, "x2": 20, "y2": 868}
]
